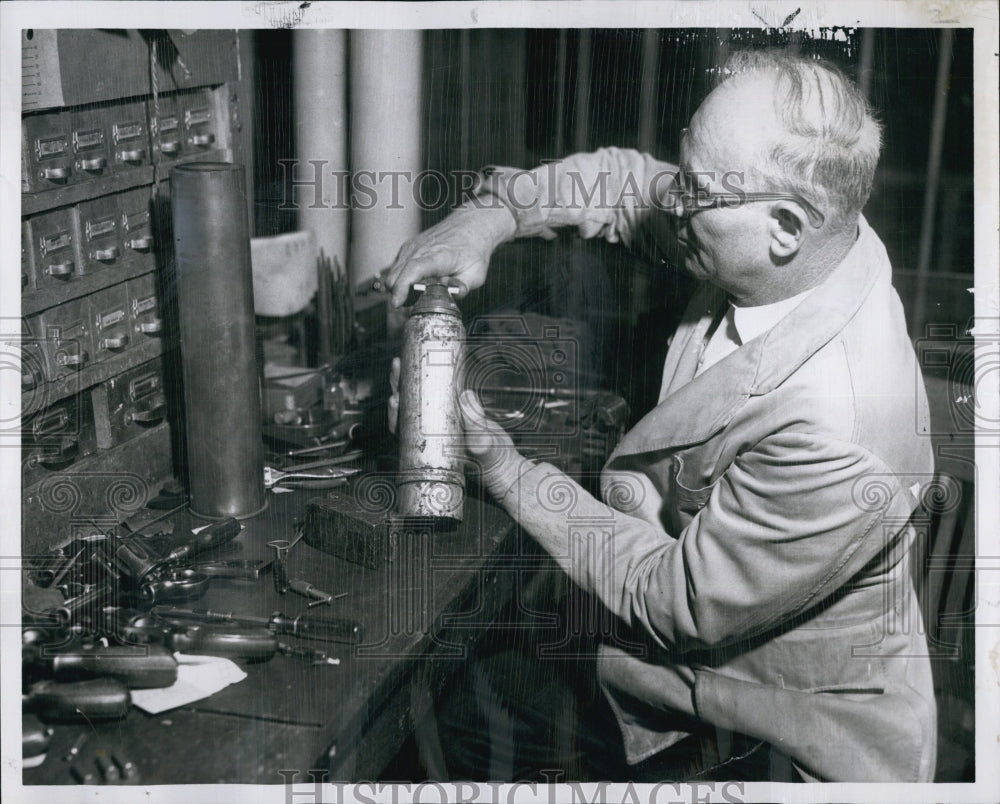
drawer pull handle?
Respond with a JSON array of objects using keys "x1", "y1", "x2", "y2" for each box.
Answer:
[
  {"x1": 189, "y1": 133, "x2": 215, "y2": 147},
  {"x1": 57, "y1": 350, "x2": 88, "y2": 368},
  {"x1": 22, "y1": 365, "x2": 41, "y2": 390},
  {"x1": 118, "y1": 148, "x2": 146, "y2": 163},
  {"x1": 101, "y1": 334, "x2": 130, "y2": 350},
  {"x1": 91, "y1": 246, "x2": 120, "y2": 262},
  {"x1": 160, "y1": 140, "x2": 181, "y2": 155},
  {"x1": 32, "y1": 410, "x2": 69, "y2": 438},
  {"x1": 126, "y1": 395, "x2": 167, "y2": 424},
  {"x1": 46, "y1": 261, "x2": 75, "y2": 277},
  {"x1": 76, "y1": 157, "x2": 107, "y2": 171},
  {"x1": 127, "y1": 236, "x2": 154, "y2": 252},
  {"x1": 38, "y1": 437, "x2": 80, "y2": 467},
  {"x1": 139, "y1": 318, "x2": 163, "y2": 335},
  {"x1": 40, "y1": 166, "x2": 71, "y2": 181}
]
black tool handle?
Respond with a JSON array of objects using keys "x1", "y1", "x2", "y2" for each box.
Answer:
[
  {"x1": 22, "y1": 713, "x2": 53, "y2": 758},
  {"x1": 163, "y1": 517, "x2": 241, "y2": 565},
  {"x1": 291, "y1": 614, "x2": 363, "y2": 644},
  {"x1": 49, "y1": 644, "x2": 178, "y2": 689},
  {"x1": 169, "y1": 624, "x2": 277, "y2": 661},
  {"x1": 24, "y1": 678, "x2": 131, "y2": 722}
]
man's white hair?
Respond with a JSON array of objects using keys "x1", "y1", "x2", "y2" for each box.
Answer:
[{"x1": 717, "y1": 49, "x2": 882, "y2": 225}]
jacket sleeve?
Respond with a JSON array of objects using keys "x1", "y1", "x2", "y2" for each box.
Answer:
[
  {"x1": 475, "y1": 147, "x2": 678, "y2": 245},
  {"x1": 499, "y1": 432, "x2": 912, "y2": 653}
]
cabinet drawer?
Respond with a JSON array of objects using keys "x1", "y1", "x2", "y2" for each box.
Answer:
[
  {"x1": 110, "y1": 100, "x2": 151, "y2": 172},
  {"x1": 92, "y1": 359, "x2": 168, "y2": 450},
  {"x1": 77, "y1": 195, "x2": 122, "y2": 274},
  {"x1": 89, "y1": 283, "x2": 133, "y2": 362},
  {"x1": 27, "y1": 207, "x2": 83, "y2": 289},
  {"x1": 118, "y1": 186, "x2": 156, "y2": 270},
  {"x1": 36, "y1": 298, "x2": 93, "y2": 377},
  {"x1": 69, "y1": 104, "x2": 112, "y2": 182},
  {"x1": 150, "y1": 94, "x2": 184, "y2": 163},
  {"x1": 23, "y1": 110, "x2": 75, "y2": 193},
  {"x1": 22, "y1": 394, "x2": 98, "y2": 489},
  {"x1": 181, "y1": 88, "x2": 222, "y2": 152},
  {"x1": 126, "y1": 273, "x2": 164, "y2": 343}
]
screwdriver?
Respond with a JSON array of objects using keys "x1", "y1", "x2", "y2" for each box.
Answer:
[{"x1": 153, "y1": 606, "x2": 363, "y2": 644}]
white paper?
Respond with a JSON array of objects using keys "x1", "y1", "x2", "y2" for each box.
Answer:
[{"x1": 129, "y1": 653, "x2": 248, "y2": 715}]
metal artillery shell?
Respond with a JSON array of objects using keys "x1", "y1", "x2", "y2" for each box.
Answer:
[
  {"x1": 171, "y1": 162, "x2": 266, "y2": 519},
  {"x1": 396, "y1": 284, "x2": 465, "y2": 522}
]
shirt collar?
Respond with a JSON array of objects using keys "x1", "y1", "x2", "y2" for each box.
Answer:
[{"x1": 730, "y1": 286, "x2": 816, "y2": 346}]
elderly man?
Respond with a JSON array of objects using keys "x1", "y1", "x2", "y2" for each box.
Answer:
[{"x1": 388, "y1": 50, "x2": 936, "y2": 782}]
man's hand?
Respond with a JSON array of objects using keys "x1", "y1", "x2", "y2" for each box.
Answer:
[
  {"x1": 385, "y1": 206, "x2": 516, "y2": 308},
  {"x1": 458, "y1": 389, "x2": 531, "y2": 503}
]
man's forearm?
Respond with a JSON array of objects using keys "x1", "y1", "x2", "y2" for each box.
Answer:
[
  {"x1": 473, "y1": 148, "x2": 678, "y2": 245},
  {"x1": 451, "y1": 200, "x2": 518, "y2": 251}
]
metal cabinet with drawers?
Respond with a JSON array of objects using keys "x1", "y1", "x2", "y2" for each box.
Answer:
[{"x1": 20, "y1": 29, "x2": 250, "y2": 552}]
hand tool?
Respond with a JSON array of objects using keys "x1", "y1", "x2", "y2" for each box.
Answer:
[
  {"x1": 285, "y1": 440, "x2": 352, "y2": 459},
  {"x1": 158, "y1": 517, "x2": 242, "y2": 565},
  {"x1": 139, "y1": 568, "x2": 212, "y2": 604},
  {"x1": 182, "y1": 558, "x2": 272, "y2": 580},
  {"x1": 263, "y1": 464, "x2": 360, "y2": 489},
  {"x1": 266, "y1": 539, "x2": 292, "y2": 593},
  {"x1": 166, "y1": 624, "x2": 278, "y2": 661},
  {"x1": 280, "y1": 449, "x2": 363, "y2": 469},
  {"x1": 152, "y1": 605, "x2": 363, "y2": 644},
  {"x1": 94, "y1": 748, "x2": 121, "y2": 783},
  {"x1": 118, "y1": 753, "x2": 140, "y2": 782},
  {"x1": 104, "y1": 607, "x2": 278, "y2": 661},
  {"x1": 25, "y1": 641, "x2": 178, "y2": 689},
  {"x1": 63, "y1": 732, "x2": 87, "y2": 763},
  {"x1": 24, "y1": 677, "x2": 131, "y2": 722},
  {"x1": 114, "y1": 517, "x2": 240, "y2": 584},
  {"x1": 22, "y1": 714, "x2": 53, "y2": 759},
  {"x1": 288, "y1": 578, "x2": 342, "y2": 606},
  {"x1": 277, "y1": 641, "x2": 339, "y2": 665}
]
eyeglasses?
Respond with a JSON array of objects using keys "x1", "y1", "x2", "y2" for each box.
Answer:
[
  {"x1": 673, "y1": 128, "x2": 825, "y2": 228},
  {"x1": 669, "y1": 189, "x2": 826, "y2": 229}
]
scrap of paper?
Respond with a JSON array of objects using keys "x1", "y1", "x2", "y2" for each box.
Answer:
[{"x1": 130, "y1": 653, "x2": 247, "y2": 714}]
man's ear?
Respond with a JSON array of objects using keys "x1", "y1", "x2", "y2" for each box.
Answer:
[{"x1": 769, "y1": 202, "x2": 806, "y2": 259}]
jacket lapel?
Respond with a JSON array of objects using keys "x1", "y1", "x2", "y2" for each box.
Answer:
[{"x1": 609, "y1": 217, "x2": 888, "y2": 460}]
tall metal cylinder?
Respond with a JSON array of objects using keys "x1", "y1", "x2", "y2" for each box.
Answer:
[
  {"x1": 397, "y1": 283, "x2": 466, "y2": 522},
  {"x1": 171, "y1": 162, "x2": 266, "y2": 519},
  {"x1": 294, "y1": 29, "x2": 348, "y2": 265},
  {"x1": 349, "y1": 30, "x2": 423, "y2": 288}
]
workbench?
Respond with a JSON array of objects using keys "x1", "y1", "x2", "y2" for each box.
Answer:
[{"x1": 23, "y1": 482, "x2": 520, "y2": 785}]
